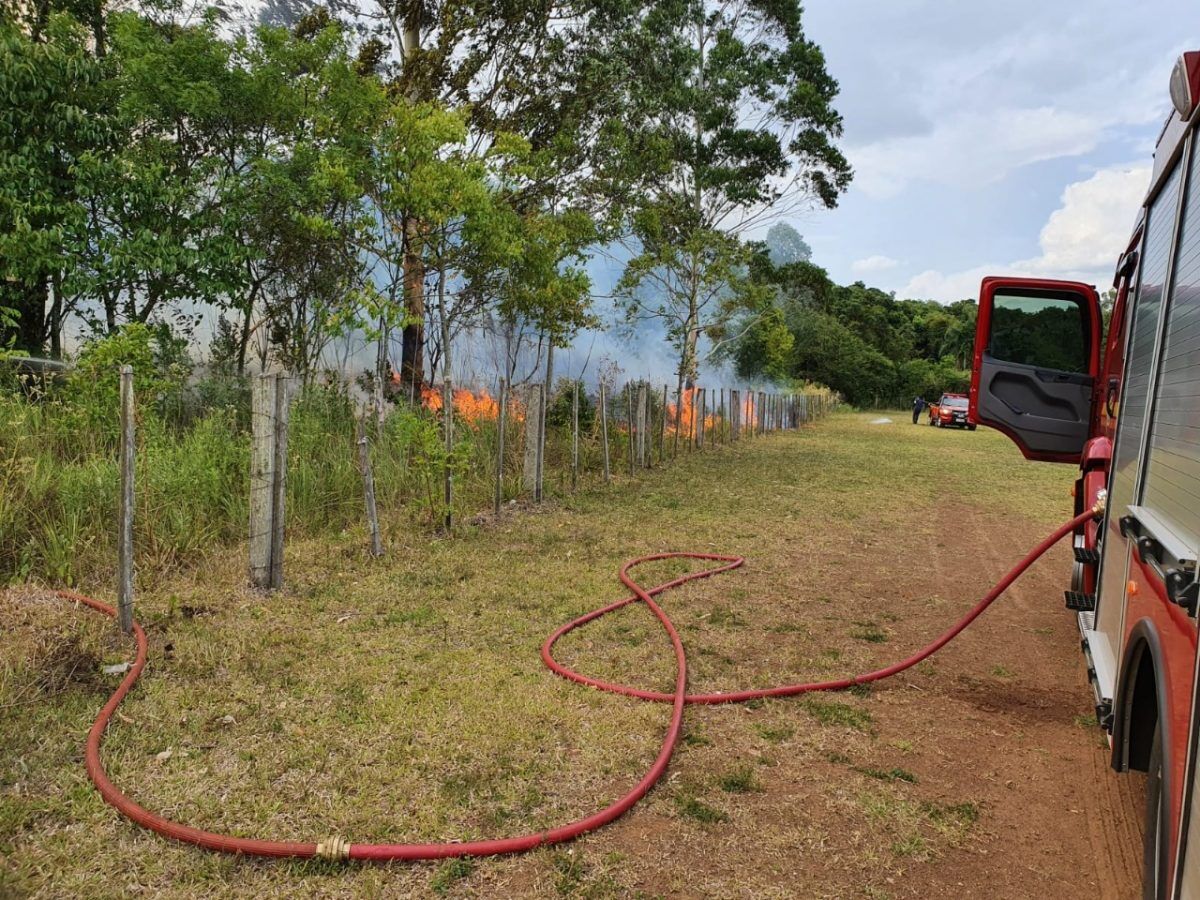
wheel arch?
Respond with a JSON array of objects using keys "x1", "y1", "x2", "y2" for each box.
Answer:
[{"x1": 1112, "y1": 620, "x2": 1172, "y2": 777}]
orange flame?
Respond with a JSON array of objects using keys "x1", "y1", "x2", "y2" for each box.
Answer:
[
  {"x1": 666, "y1": 386, "x2": 695, "y2": 435},
  {"x1": 421, "y1": 385, "x2": 502, "y2": 426},
  {"x1": 666, "y1": 387, "x2": 723, "y2": 435},
  {"x1": 743, "y1": 391, "x2": 757, "y2": 429}
]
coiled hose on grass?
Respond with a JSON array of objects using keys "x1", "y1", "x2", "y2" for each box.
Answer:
[{"x1": 60, "y1": 506, "x2": 1097, "y2": 861}]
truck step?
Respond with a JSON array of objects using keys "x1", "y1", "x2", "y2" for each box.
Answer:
[
  {"x1": 1073, "y1": 546, "x2": 1101, "y2": 565},
  {"x1": 1065, "y1": 590, "x2": 1096, "y2": 612}
]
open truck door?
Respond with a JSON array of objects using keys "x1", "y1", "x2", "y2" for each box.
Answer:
[{"x1": 969, "y1": 276, "x2": 1103, "y2": 464}]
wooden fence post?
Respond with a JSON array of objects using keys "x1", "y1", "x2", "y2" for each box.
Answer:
[
  {"x1": 537, "y1": 346, "x2": 553, "y2": 503},
  {"x1": 117, "y1": 365, "x2": 134, "y2": 634},
  {"x1": 673, "y1": 386, "x2": 682, "y2": 458},
  {"x1": 269, "y1": 372, "x2": 289, "y2": 590},
  {"x1": 659, "y1": 384, "x2": 668, "y2": 464},
  {"x1": 571, "y1": 381, "x2": 579, "y2": 491},
  {"x1": 691, "y1": 388, "x2": 700, "y2": 453},
  {"x1": 442, "y1": 378, "x2": 454, "y2": 530},
  {"x1": 626, "y1": 383, "x2": 635, "y2": 476},
  {"x1": 522, "y1": 383, "x2": 542, "y2": 493},
  {"x1": 249, "y1": 373, "x2": 275, "y2": 590},
  {"x1": 356, "y1": 414, "x2": 383, "y2": 557},
  {"x1": 635, "y1": 382, "x2": 645, "y2": 468},
  {"x1": 373, "y1": 377, "x2": 385, "y2": 432},
  {"x1": 600, "y1": 381, "x2": 611, "y2": 484},
  {"x1": 495, "y1": 378, "x2": 507, "y2": 515}
]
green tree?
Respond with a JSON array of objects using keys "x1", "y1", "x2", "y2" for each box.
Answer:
[
  {"x1": 216, "y1": 13, "x2": 386, "y2": 375},
  {"x1": 0, "y1": 11, "x2": 106, "y2": 355},
  {"x1": 360, "y1": 0, "x2": 637, "y2": 394},
  {"x1": 731, "y1": 303, "x2": 793, "y2": 382},
  {"x1": 615, "y1": 0, "x2": 850, "y2": 398},
  {"x1": 617, "y1": 224, "x2": 761, "y2": 412},
  {"x1": 67, "y1": 11, "x2": 242, "y2": 335},
  {"x1": 722, "y1": 253, "x2": 975, "y2": 407},
  {"x1": 765, "y1": 222, "x2": 812, "y2": 266}
]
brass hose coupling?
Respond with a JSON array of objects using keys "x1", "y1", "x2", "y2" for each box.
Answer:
[
  {"x1": 1092, "y1": 489, "x2": 1107, "y2": 518},
  {"x1": 316, "y1": 836, "x2": 351, "y2": 860}
]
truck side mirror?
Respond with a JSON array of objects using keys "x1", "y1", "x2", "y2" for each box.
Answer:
[{"x1": 969, "y1": 276, "x2": 1102, "y2": 463}]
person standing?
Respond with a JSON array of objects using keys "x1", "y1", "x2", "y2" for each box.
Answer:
[{"x1": 912, "y1": 395, "x2": 926, "y2": 424}]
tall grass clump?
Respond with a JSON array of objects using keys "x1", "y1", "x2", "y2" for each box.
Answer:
[
  {"x1": 2, "y1": 328, "x2": 542, "y2": 586},
  {"x1": 3, "y1": 328, "x2": 813, "y2": 586}
]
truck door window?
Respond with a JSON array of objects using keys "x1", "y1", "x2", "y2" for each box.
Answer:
[
  {"x1": 1141, "y1": 136, "x2": 1200, "y2": 550},
  {"x1": 1094, "y1": 157, "x2": 1184, "y2": 642},
  {"x1": 989, "y1": 293, "x2": 1088, "y2": 371},
  {"x1": 1107, "y1": 160, "x2": 1183, "y2": 525}
]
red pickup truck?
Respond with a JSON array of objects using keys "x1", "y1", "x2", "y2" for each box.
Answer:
[{"x1": 927, "y1": 393, "x2": 975, "y2": 429}]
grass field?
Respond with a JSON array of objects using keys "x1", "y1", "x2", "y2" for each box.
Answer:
[{"x1": 3, "y1": 410, "x2": 1121, "y2": 899}]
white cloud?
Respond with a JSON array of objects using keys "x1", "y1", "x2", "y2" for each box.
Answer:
[
  {"x1": 851, "y1": 254, "x2": 900, "y2": 273},
  {"x1": 1026, "y1": 166, "x2": 1148, "y2": 272},
  {"x1": 902, "y1": 264, "x2": 999, "y2": 304},
  {"x1": 851, "y1": 107, "x2": 1105, "y2": 200},
  {"x1": 900, "y1": 164, "x2": 1150, "y2": 302},
  {"x1": 814, "y1": 0, "x2": 1177, "y2": 201}
]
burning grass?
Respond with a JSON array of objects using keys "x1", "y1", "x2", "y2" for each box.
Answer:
[
  {"x1": 2, "y1": 412, "x2": 1101, "y2": 898},
  {"x1": 420, "y1": 384, "x2": 510, "y2": 425}
]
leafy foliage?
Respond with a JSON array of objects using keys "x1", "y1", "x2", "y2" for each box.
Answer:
[
  {"x1": 726, "y1": 253, "x2": 976, "y2": 407},
  {"x1": 612, "y1": 0, "x2": 851, "y2": 389},
  {"x1": 0, "y1": 11, "x2": 106, "y2": 353}
]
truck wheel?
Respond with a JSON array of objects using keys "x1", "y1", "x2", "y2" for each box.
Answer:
[
  {"x1": 1143, "y1": 725, "x2": 1168, "y2": 899},
  {"x1": 967, "y1": 424, "x2": 977, "y2": 431}
]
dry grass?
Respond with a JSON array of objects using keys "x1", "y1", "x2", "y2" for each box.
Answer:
[{"x1": 1, "y1": 412, "x2": 1075, "y2": 898}]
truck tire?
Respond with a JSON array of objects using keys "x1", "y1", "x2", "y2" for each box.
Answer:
[
  {"x1": 967, "y1": 424, "x2": 977, "y2": 431},
  {"x1": 1143, "y1": 725, "x2": 1168, "y2": 899}
]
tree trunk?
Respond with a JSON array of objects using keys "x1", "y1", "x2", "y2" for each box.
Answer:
[
  {"x1": 236, "y1": 282, "x2": 258, "y2": 376},
  {"x1": 11, "y1": 278, "x2": 47, "y2": 355},
  {"x1": 400, "y1": 215, "x2": 426, "y2": 398}
]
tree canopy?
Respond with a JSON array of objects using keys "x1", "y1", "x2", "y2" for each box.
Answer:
[
  {"x1": 725, "y1": 250, "x2": 976, "y2": 407},
  {"x1": 0, "y1": 0, "x2": 988, "y2": 412}
]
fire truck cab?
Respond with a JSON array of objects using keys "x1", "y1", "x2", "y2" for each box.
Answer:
[{"x1": 968, "y1": 51, "x2": 1200, "y2": 898}]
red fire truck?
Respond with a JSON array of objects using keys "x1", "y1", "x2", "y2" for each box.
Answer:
[{"x1": 968, "y1": 51, "x2": 1200, "y2": 898}]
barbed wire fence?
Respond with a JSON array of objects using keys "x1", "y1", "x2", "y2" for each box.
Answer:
[{"x1": 106, "y1": 364, "x2": 836, "y2": 618}]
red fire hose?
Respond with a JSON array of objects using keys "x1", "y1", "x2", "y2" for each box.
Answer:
[{"x1": 60, "y1": 506, "x2": 1097, "y2": 861}]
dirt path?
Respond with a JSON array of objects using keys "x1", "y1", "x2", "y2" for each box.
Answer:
[
  {"x1": 1, "y1": 412, "x2": 1144, "y2": 898},
  {"x1": 507, "y1": 417, "x2": 1146, "y2": 898}
]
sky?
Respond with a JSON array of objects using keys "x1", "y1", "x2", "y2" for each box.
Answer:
[{"x1": 781, "y1": 0, "x2": 1196, "y2": 303}]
